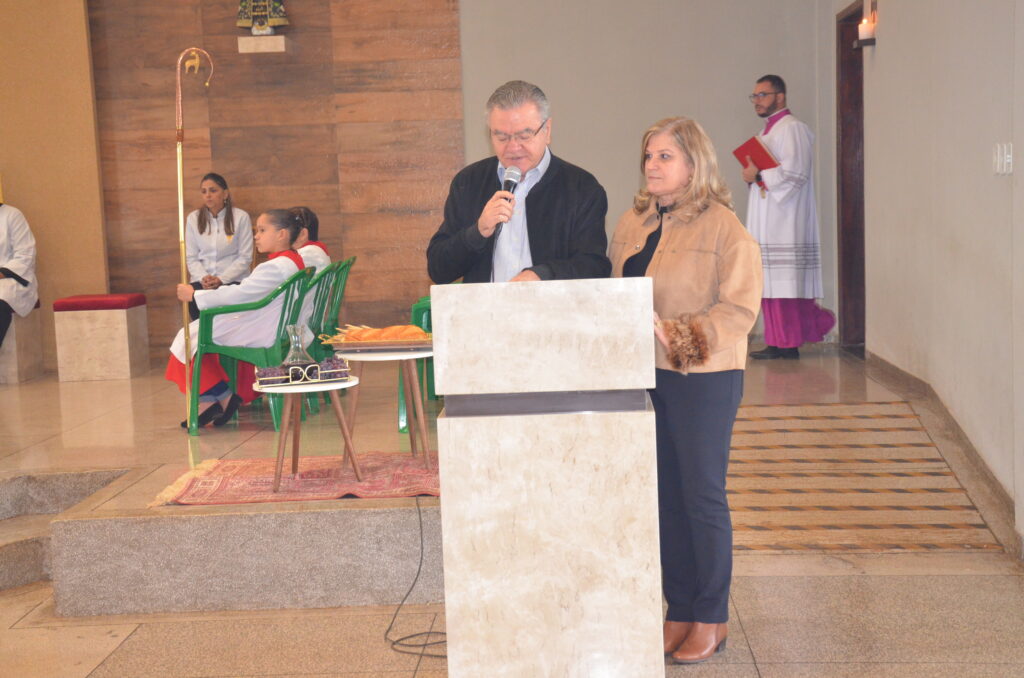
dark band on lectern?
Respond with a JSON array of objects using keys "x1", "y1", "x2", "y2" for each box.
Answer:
[{"x1": 442, "y1": 389, "x2": 649, "y2": 417}]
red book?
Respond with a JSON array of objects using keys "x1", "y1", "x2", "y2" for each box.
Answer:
[{"x1": 732, "y1": 136, "x2": 779, "y2": 171}]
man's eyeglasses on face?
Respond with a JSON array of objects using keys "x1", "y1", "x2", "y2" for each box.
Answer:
[
  {"x1": 492, "y1": 118, "x2": 549, "y2": 144},
  {"x1": 748, "y1": 92, "x2": 779, "y2": 102}
]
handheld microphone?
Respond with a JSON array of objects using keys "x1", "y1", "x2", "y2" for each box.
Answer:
[
  {"x1": 501, "y1": 166, "x2": 522, "y2": 194},
  {"x1": 494, "y1": 166, "x2": 521, "y2": 241}
]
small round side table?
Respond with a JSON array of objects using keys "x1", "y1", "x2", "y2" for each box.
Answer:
[
  {"x1": 254, "y1": 377, "x2": 361, "y2": 491},
  {"x1": 332, "y1": 347, "x2": 434, "y2": 470}
]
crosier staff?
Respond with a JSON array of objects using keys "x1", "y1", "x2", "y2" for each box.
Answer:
[{"x1": 175, "y1": 47, "x2": 213, "y2": 431}]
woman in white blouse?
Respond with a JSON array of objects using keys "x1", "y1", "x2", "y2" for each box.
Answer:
[{"x1": 185, "y1": 173, "x2": 253, "y2": 318}]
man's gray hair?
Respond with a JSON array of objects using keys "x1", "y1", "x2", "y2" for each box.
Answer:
[{"x1": 486, "y1": 80, "x2": 550, "y2": 119}]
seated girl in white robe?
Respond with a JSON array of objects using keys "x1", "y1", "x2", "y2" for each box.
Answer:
[
  {"x1": 290, "y1": 206, "x2": 331, "y2": 274},
  {"x1": 290, "y1": 206, "x2": 333, "y2": 343},
  {"x1": 165, "y1": 209, "x2": 306, "y2": 428}
]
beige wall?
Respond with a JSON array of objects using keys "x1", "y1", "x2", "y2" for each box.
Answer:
[
  {"x1": 1014, "y1": 0, "x2": 1024, "y2": 546},
  {"x1": 862, "y1": 1, "x2": 1022, "y2": 534},
  {"x1": 0, "y1": 0, "x2": 108, "y2": 368},
  {"x1": 458, "y1": 0, "x2": 838, "y2": 319},
  {"x1": 462, "y1": 0, "x2": 1024, "y2": 542}
]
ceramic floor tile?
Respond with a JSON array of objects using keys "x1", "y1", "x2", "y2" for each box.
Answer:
[
  {"x1": 409, "y1": 611, "x2": 448, "y2": 673},
  {"x1": 664, "y1": 664, "x2": 761, "y2": 677},
  {"x1": 732, "y1": 575, "x2": 1024, "y2": 663},
  {"x1": 0, "y1": 427, "x2": 258, "y2": 472},
  {"x1": 1, "y1": 623, "x2": 137, "y2": 678},
  {"x1": 16, "y1": 589, "x2": 443, "y2": 629},
  {"x1": 0, "y1": 513, "x2": 52, "y2": 542},
  {"x1": 85, "y1": 613, "x2": 436, "y2": 678},
  {"x1": 0, "y1": 433, "x2": 57, "y2": 457},
  {"x1": 90, "y1": 464, "x2": 193, "y2": 511},
  {"x1": 0, "y1": 583, "x2": 136, "y2": 678},
  {"x1": 757, "y1": 664, "x2": 1024, "y2": 677},
  {"x1": 742, "y1": 348, "x2": 904, "y2": 406},
  {"x1": 198, "y1": 674, "x2": 416, "y2": 678},
  {"x1": 0, "y1": 582, "x2": 52, "y2": 626},
  {"x1": 733, "y1": 552, "x2": 1023, "y2": 577},
  {"x1": 220, "y1": 675, "x2": 415, "y2": 678}
]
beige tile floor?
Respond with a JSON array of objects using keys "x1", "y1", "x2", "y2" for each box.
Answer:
[{"x1": 1, "y1": 346, "x2": 1022, "y2": 677}]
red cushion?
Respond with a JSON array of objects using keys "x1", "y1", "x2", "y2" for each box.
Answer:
[{"x1": 53, "y1": 293, "x2": 146, "y2": 312}]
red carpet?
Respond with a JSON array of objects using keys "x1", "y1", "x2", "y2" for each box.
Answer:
[{"x1": 150, "y1": 452, "x2": 439, "y2": 506}]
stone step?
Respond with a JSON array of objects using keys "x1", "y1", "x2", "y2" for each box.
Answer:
[
  {"x1": 0, "y1": 469, "x2": 128, "y2": 591},
  {"x1": 0, "y1": 513, "x2": 52, "y2": 589},
  {"x1": 0, "y1": 469, "x2": 128, "y2": 520},
  {"x1": 50, "y1": 497, "x2": 443, "y2": 617}
]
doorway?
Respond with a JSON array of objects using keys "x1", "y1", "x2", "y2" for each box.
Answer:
[{"x1": 836, "y1": 1, "x2": 867, "y2": 351}]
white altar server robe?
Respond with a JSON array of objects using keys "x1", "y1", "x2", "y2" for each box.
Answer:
[
  {"x1": 297, "y1": 243, "x2": 331, "y2": 274},
  {"x1": 0, "y1": 205, "x2": 38, "y2": 316},
  {"x1": 295, "y1": 243, "x2": 332, "y2": 342},
  {"x1": 745, "y1": 114, "x2": 823, "y2": 299},
  {"x1": 170, "y1": 253, "x2": 303, "y2": 362}
]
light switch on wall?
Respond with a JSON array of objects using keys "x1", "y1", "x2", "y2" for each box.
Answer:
[{"x1": 993, "y1": 142, "x2": 1014, "y2": 175}]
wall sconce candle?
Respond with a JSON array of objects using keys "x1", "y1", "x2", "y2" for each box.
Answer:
[
  {"x1": 858, "y1": 17, "x2": 876, "y2": 40},
  {"x1": 853, "y1": 6, "x2": 877, "y2": 49}
]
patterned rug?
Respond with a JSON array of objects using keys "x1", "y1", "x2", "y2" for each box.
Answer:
[
  {"x1": 729, "y1": 401, "x2": 1002, "y2": 554},
  {"x1": 150, "y1": 452, "x2": 439, "y2": 506}
]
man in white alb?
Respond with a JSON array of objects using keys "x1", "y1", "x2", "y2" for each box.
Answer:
[
  {"x1": 0, "y1": 201, "x2": 38, "y2": 348},
  {"x1": 742, "y1": 74, "x2": 834, "y2": 359}
]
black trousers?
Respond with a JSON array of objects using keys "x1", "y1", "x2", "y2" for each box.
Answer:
[
  {"x1": 188, "y1": 281, "x2": 205, "y2": 320},
  {"x1": 0, "y1": 300, "x2": 12, "y2": 347},
  {"x1": 650, "y1": 368, "x2": 743, "y2": 623}
]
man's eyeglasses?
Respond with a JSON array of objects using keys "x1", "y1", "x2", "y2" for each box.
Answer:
[
  {"x1": 492, "y1": 118, "x2": 549, "y2": 144},
  {"x1": 748, "y1": 92, "x2": 779, "y2": 102}
]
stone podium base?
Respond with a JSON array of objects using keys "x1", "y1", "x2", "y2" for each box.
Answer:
[{"x1": 437, "y1": 405, "x2": 664, "y2": 678}]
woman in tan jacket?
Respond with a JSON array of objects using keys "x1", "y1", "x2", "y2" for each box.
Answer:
[{"x1": 609, "y1": 117, "x2": 763, "y2": 664}]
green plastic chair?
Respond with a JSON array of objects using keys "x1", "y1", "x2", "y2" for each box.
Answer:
[
  {"x1": 306, "y1": 256, "x2": 355, "y2": 363},
  {"x1": 187, "y1": 267, "x2": 315, "y2": 435},
  {"x1": 300, "y1": 257, "x2": 355, "y2": 414},
  {"x1": 398, "y1": 295, "x2": 437, "y2": 432}
]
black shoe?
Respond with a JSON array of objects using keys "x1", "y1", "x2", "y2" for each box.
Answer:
[
  {"x1": 779, "y1": 347, "x2": 800, "y2": 359},
  {"x1": 180, "y1": 402, "x2": 224, "y2": 429},
  {"x1": 750, "y1": 345, "x2": 782, "y2": 360},
  {"x1": 213, "y1": 394, "x2": 243, "y2": 427}
]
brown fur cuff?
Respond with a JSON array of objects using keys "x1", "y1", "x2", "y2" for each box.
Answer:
[{"x1": 663, "y1": 314, "x2": 710, "y2": 372}]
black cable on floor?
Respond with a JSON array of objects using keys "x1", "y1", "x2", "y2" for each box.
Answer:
[{"x1": 384, "y1": 495, "x2": 447, "y2": 659}]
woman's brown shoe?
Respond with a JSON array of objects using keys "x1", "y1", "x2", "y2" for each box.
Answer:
[
  {"x1": 663, "y1": 621, "x2": 692, "y2": 655},
  {"x1": 671, "y1": 622, "x2": 727, "y2": 664}
]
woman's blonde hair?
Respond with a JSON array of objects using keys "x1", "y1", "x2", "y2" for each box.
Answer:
[{"x1": 633, "y1": 117, "x2": 732, "y2": 221}]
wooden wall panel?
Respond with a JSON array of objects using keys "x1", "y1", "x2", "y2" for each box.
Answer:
[
  {"x1": 333, "y1": 59, "x2": 462, "y2": 92},
  {"x1": 90, "y1": 0, "x2": 463, "y2": 358},
  {"x1": 89, "y1": 0, "x2": 211, "y2": 360},
  {"x1": 331, "y1": 0, "x2": 462, "y2": 325}
]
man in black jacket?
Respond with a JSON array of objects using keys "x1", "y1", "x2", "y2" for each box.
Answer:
[{"x1": 427, "y1": 81, "x2": 611, "y2": 284}]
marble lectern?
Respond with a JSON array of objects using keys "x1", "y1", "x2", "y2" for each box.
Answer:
[{"x1": 432, "y1": 278, "x2": 665, "y2": 678}]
